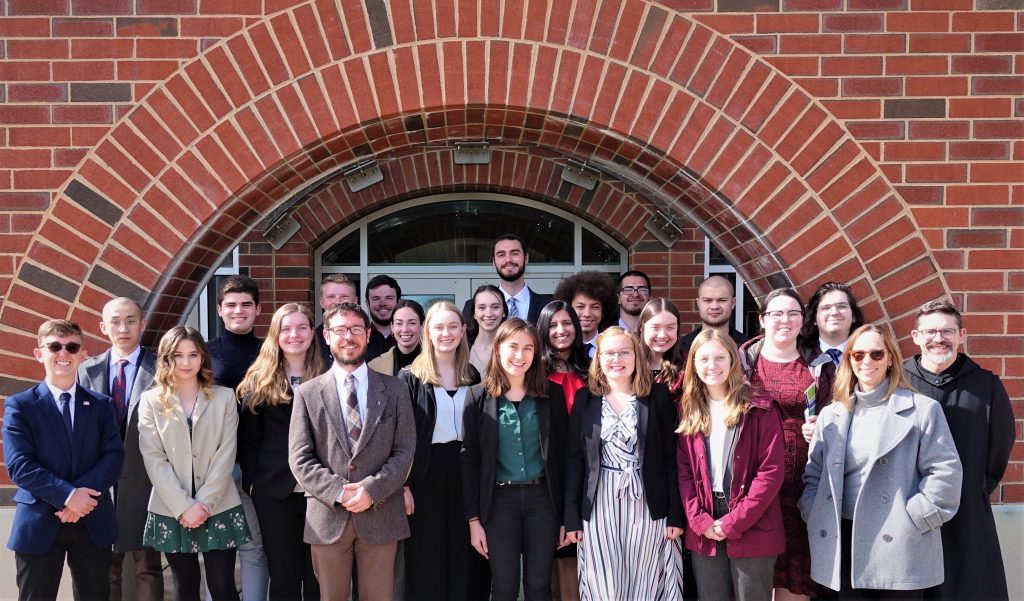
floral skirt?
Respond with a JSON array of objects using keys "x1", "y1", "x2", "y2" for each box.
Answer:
[{"x1": 143, "y1": 506, "x2": 251, "y2": 553}]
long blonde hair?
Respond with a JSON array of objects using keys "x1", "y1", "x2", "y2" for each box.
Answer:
[
  {"x1": 676, "y1": 329, "x2": 750, "y2": 436},
  {"x1": 587, "y1": 327, "x2": 653, "y2": 397},
  {"x1": 237, "y1": 304, "x2": 325, "y2": 413},
  {"x1": 153, "y1": 326, "x2": 214, "y2": 412},
  {"x1": 832, "y1": 323, "x2": 914, "y2": 412},
  {"x1": 408, "y1": 301, "x2": 475, "y2": 386}
]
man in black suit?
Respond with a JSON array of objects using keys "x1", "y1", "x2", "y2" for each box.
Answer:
[
  {"x1": 464, "y1": 234, "x2": 552, "y2": 325},
  {"x1": 78, "y1": 297, "x2": 162, "y2": 601}
]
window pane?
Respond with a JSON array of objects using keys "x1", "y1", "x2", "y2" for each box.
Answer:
[
  {"x1": 322, "y1": 230, "x2": 360, "y2": 266},
  {"x1": 366, "y1": 201, "x2": 574, "y2": 264},
  {"x1": 581, "y1": 228, "x2": 621, "y2": 265},
  {"x1": 708, "y1": 241, "x2": 731, "y2": 266}
]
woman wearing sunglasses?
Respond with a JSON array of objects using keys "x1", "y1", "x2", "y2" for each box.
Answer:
[
  {"x1": 799, "y1": 324, "x2": 962, "y2": 599},
  {"x1": 565, "y1": 326, "x2": 683, "y2": 600},
  {"x1": 138, "y1": 326, "x2": 251, "y2": 601}
]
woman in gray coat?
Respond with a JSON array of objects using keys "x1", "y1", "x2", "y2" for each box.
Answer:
[{"x1": 799, "y1": 324, "x2": 962, "y2": 599}]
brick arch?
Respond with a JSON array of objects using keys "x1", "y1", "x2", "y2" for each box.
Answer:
[{"x1": 0, "y1": 0, "x2": 946, "y2": 385}]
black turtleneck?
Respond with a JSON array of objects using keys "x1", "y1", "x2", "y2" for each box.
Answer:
[
  {"x1": 208, "y1": 329, "x2": 263, "y2": 392},
  {"x1": 395, "y1": 345, "x2": 421, "y2": 371}
]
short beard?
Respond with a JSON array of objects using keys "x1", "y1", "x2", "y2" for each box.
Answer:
[
  {"x1": 702, "y1": 314, "x2": 731, "y2": 328},
  {"x1": 496, "y1": 264, "x2": 525, "y2": 282},
  {"x1": 622, "y1": 305, "x2": 643, "y2": 317},
  {"x1": 332, "y1": 350, "x2": 366, "y2": 366},
  {"x1": 371, "y1": 313, "x2": 391, "y2": 327}
]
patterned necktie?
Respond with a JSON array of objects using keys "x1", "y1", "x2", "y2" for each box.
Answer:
[
  {"x1": 112, "y1": 359, "x2": 128, "y2": 424},
  {"x1": 59, "y1": 392, "x2": 73, "y2": 442},
  {"x1": 826, "y1": 348, "x2": 843, "y2": 366},
  {"x1": 343, "y1": 374, "x2": 362, "y2": 443},
  {"x1": 507, "y1": 297, "x2": 520, "y2": 319}
]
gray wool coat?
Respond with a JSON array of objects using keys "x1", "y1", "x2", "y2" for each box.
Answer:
[{"x1": 798, "y1": 387, "x2": 962, "y2": 592}]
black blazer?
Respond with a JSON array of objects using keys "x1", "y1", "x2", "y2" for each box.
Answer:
[
  {"x1": 460, "y1": 381, "x2": 568, "y2": 525},
  {"x1": 564, "y1": 382, "x2": 684, "y2": 531},
  {"x1": 239, "y1": 398, "x2": 298, "y2": 499},
  {"x1": 397, "y1": 366, "x2": 481, "y2": 485},
  {"x1": 462, "y1": 286, "x2": 552, "y2": 326}
]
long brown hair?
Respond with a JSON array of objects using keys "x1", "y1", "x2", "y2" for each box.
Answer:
[
  {"x1": 237, "y1": 303, "x2": 325, "y2": 412},
  {"x1": 676, "y1": 329, "x2": 750, "y2": 436},
  {"x1": 153, "y1": 325, "x2": 214, "y2": 412},
  {"x1": 587, "y1": 326, "x2": 653, "y2": 397},
  {"x1": 832, "y1": 323, "x2": 914, "y2": 411},
  {"x1": 637, "y1": 298, "x2": 685, "y2": 386},
  {"x1": 408, "y1": 301, "x2": 475, "y2": 386},
  {"x1": 481, "y1": 318, "x2": 549, "y2": 398}
]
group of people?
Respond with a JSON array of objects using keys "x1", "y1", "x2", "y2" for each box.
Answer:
[{"x1": 3, "y1": 233, "x2": 1014, "y2": 601}]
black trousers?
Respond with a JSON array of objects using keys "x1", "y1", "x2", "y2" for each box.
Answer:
[
  {"x1": 839, "y1": 519, "x2": 923, "y2": 601},
  {"x1": 165, "y1": 548, "x2": 238, "y2": 601},
  {"x1": 15, "y1": 522, "x2": 111, "y2": 601},
  {"x1": 484, "y1": 483, "x2": 559, "y2": 601},
  {"x1": 405, "y1": 441, "x2": 470, "y2": 601},
  {"x1": 252, "y1": 491, "x2": 320, "y2": 601}
]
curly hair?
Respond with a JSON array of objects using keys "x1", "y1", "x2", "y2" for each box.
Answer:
[
  {"x1": 553, "y1": 270, "x2": 618, "y2": 332},
  {"x1": 153, "y1": 326, "x2": 214, "y2": 413}
]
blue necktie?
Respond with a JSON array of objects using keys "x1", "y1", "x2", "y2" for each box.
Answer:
[
  {"x1": 507, "y1": 297, "x2": 520, "y2": 319},
  {"x1": 59, "y1": 392, "x2": 73, "y2": 442},
  {"x1": 826, "y1": 348, "x2": 843, "y2": 366}
]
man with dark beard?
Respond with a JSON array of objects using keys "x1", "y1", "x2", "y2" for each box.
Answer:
[
  {"x1": 364, "y1": 274, "x2": 401, "y2": 362},
  {"x1": 463, "y1": 234, "x2": 551, "y2": 325},
  {"x1": 904, "y1": 300, "x2": 1013, "y2": 601},
  {"x1": 679, "y1": 275, "x2": 749, "y2": 357},
  {"x1": 615, "y1": 270, "x2": 652, "y2": 333}
]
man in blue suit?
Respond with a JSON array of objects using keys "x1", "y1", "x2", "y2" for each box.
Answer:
[{"x1": 4, "y1": 319, "x2": 125, "y2": 601}]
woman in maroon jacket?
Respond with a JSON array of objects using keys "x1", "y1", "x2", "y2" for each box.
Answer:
[{"x1": 676, "y1": 329, "x2": 786, "y2": 601}]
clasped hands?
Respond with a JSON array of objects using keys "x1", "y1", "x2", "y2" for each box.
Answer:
[
  {"x1": 179, "y1": 502, "x2": 212, "y2": 529},
  {"x1": 339, "y1": 483, "x2": 373, "y2": 512},
  {"x1": 54, "y1": 487, "x2": 102, "y2": 523}
]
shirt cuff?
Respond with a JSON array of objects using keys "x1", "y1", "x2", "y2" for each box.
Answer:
[{"x1": 64, "y1": 488, "x2": 75, "y2": 508}]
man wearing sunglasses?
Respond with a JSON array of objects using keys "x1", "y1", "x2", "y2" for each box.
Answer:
[
  {"x1": 4, "y1": 319, "x2": 125, "y2": 601},
  {"x1": 78, "y1": 297, "x2": 163, "y2": 601},
  {"x1": 903, "y1": 300, "x2": 1013, "y2": 601}
]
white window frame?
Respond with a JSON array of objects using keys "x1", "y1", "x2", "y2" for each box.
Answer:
[
  {"x1": 704, "y1": 237, "x2": 747, "y2": 333},
  {"x1": 185, "y1": 246, "x2": 240, "y2": 338}
]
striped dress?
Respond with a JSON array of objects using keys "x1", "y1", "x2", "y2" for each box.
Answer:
[{"x1": 578, "y1": 397, "x2": 683, "y2": 601}]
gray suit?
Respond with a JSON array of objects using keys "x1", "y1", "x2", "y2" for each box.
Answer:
[
  {"x1": 799, "y1": 387, "x2": 962, "y2": 592},
  {"x1": 78, "y1": 348, "x2": 157, "y2": 552},
  {"x1": 288, "y1": 367, "x2": 415, "y2": 546}
]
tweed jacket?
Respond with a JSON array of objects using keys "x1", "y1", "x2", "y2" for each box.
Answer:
[
  {"x1": 288, "y1": 367, "x2": 415, "y2": 546},
  {"x1": 78, "y1": 347, "x2": 157, "y2": 551},
  {"x1": 798, "y1": 387, "x2": 962, "y2": 591},
  {"x1": 137, "y1": 385, "x2": 242, "y2": 519}
]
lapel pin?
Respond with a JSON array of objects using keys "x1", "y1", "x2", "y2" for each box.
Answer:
[{"x1": 83, "y1": 401, "x2": 90, "y2": 406}]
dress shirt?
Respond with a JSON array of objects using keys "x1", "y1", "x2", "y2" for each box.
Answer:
[
  {"x1": 819, "y1": 340, "x2": 847, "y2": 355},
  {"x1": 108, "y1": 346, "x2": 142, "y2": 396},
  {"x1": 501, "y1": 285, "x2": 532, "y2": 318},
  {"x1": 46, "y1": 381, "x2": 76, "y2": 425},
  {"x1": 583, "y1": 335, "x2": 598, "y2": 358},
  {"x1": 332, "y1": 361, "x2": 369, "y2": 423}
]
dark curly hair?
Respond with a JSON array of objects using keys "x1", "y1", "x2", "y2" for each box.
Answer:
[{"x1": 553, "y1": 270, "x2": 618, "y2": 332}]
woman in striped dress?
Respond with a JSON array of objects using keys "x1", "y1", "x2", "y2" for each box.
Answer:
[{"x1": 565, "y1": 326, "x2": 684, "y2": 600}]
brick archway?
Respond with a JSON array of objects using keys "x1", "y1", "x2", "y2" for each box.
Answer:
[{"x1": 0, "y1": 0, "x2": 945, "y2": 387}]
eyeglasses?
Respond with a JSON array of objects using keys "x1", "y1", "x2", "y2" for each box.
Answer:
[
  {"x1": 916, "y1": 328, "x2": 959, "y2": 339},
  {"x1": 763, "y1": 310, "x2": 804, "y2": 321},
  {"x1": 850, "y1": 350, "x2": 886, "y2": 362},
  {"x1": 329, "y1": 326, "x2": 366, "y2": 337},
  {"x1": 817, "y1": 302, "x2": 850, "y2": 313},
  {"x1": 41, "y1": 341, "x2": 83, "y2": 354},
  {"x1": 599, "y1": 349, "x2": 634, "y2": 360},
  {"x1": 107, "y1": 318, "x2": 141, "y2": 329},
  {"x1": 619, "y1": 286, "x2": 651, "y2": 296}
]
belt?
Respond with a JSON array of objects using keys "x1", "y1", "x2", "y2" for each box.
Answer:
[{"x1": 497, "y1": 477, "x2": 545, "y2": 487}]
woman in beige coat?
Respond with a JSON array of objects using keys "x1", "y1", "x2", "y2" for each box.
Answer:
[{"x1": 138, "y1": 325, "x2": 251, "y2": 601}]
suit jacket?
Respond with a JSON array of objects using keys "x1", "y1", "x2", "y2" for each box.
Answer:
[
  {"x1": 78, "y1": 347, "x2": 157, "y2": 551},
  {"x1": 288, "y1": 367, "x2": 415, "y2": 546},
  {"x1": 459, "y1": 382, "x2": 568, "y2": 525},
  {"x1": 138, "y1": 385, "x2": 243, "y2": 518},
  {"x1": 4, "y1": 382, "x2": 125, "y2": 554},
  {"x1": 462, "y1": 285, "x2": 552, "y2": 326},
  {"x1": 799, "y1": 388, "x2": 962, "y2": 591},
  {"x1": 397, "y1": 366, "x2": 480, "y2": 485},
  {"x1": 564, "y1": 382, "x2": 684, "y2": 532},
  {"x1": 240, "y1": 391, "x2": 306, "y2": 499}
]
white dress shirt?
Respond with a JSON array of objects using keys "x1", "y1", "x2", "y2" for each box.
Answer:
[
  {"x1": 502, "y1": 286, "x2": 532, "y2": 319},
  {"x1": 332, "y1": 361, "x2": 369, "y2": 423}
]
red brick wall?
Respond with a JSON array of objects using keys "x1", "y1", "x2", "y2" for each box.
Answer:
[{"x1": 0, "y1": 1, "x2": 1020, "y2": 500}]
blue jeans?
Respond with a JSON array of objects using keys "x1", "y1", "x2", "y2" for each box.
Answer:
[{"x1": 483, "y1": 483, "x2": 558, "y2": 601}]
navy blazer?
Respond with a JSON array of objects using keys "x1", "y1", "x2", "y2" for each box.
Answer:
[
  {"x1": 564, "y1": 382, "x2": 684, "y2": 532},
  {"x1": 3, "y1": 382, "x2": 125, "y2": 554}
]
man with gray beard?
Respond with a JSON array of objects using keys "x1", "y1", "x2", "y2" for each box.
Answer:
[{"x1": 903, "y1": 300, "x2": 1013, "y2": 601}]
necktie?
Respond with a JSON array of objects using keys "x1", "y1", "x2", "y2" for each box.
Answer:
[
  {"x1": 507, "y1": 297, "x2": 520, "y2": 319},
  {"x1": 826, "y1": 348, "x2": 843, "y2": 366},
  {"x1": 343, "y1": 374, "x2": 362, "y2": 444},
  {"x1": 112, "y1": 359, "x2": 128, "y2": 424},
  {"x1": 59, "y1": 392, "x2": 73, "y2": 442}
]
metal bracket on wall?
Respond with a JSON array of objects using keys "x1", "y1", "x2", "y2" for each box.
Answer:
[
  {"x1": 344, "y1": 160, "x2": 384, "y2": 192},
  {"x1": 645, "y1": 210, "x2": 682, "y2": 249},
  {"x1": 561, "y1": 159, "x2": 599, "y2": 190},
  {"x1": 453, "y1": 141, "x2": 491, "y2": 164}
]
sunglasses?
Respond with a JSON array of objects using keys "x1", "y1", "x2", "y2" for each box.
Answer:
[
  {"x1": 850, "y1": 350, "x2": 886, "y2": 362},
  {"x1": 41, "y1": 341, "x2": 83, "y2": 354}
]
